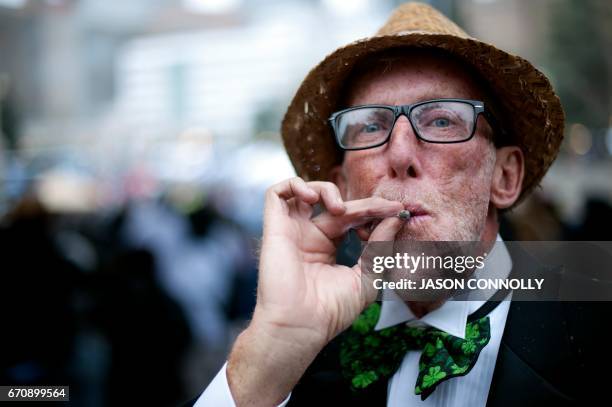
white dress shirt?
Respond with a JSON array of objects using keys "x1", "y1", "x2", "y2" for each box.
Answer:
[{"x1": 196, "y1": 236, "x2": 512, "y2": 406}]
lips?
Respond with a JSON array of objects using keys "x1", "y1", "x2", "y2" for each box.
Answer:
[
  {"x1": 366, "y1": 202, "x2": 430, "y2": 233},
  {"x1": 402, "y1": 203, "x2": 428, "y2": 218}
]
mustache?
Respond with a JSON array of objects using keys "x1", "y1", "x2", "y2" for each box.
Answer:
[{"x1": 371, "y1": 183, "x2": 434, "y2": 212}]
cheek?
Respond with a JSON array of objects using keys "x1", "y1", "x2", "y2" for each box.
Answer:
[
  {"x1": 342, "y1": 151, "x2": 386, "y2": 198},
  {"x1": 426, "y1": 141, "x2": 495, "y2": 192}
]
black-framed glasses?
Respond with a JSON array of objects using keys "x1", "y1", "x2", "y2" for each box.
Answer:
[{"x1": 328, "y1": 98, "x2": 499, "y2": 150}]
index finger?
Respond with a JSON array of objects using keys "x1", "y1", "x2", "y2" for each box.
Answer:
[{"x1": 311, "y1": 197, "x2": 404, "y2": 240}]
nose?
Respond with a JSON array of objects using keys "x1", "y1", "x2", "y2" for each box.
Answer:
[{"x1": 385, "y1": 114, "x2": 420, "y2": 180}]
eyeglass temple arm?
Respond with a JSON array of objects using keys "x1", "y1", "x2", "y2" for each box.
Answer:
[{"x1": 482, "y1": 109, "x2": 509, "y2": 145}]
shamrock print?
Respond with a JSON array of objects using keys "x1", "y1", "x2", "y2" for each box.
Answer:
[
  {"x1": 422, "y1": 366, "x2": 447, "y2": 388},
  {"x1": 352, "y1": 370, "x2": 378, "y2": 388},
  {"x1": 461, "y1": 341, "x2": 477, "y2": 354},
  {"x1": 340, "y1": 303, "x2": 492, "y2": 401}
]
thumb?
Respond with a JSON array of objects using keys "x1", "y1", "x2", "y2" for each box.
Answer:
[
  {"x1": 368, "y1": 215, "x2": 407, "y2": 241},
  {"x1": 353, "y1": 215, "x2": 409, "y2": 307}
]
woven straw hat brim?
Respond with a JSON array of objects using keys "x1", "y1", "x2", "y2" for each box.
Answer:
[{"x1": 281, "y1": 32, "x2": 565, "y2": 207}]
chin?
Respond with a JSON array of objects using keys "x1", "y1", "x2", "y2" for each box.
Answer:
[
  {"x1": 394, "y1": 225, "x2": 439, "y2": 241},
  {"x1": 394, "y1": 217, "x2": 483, "y2": 242}
]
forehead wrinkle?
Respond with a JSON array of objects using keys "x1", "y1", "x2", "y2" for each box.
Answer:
[
  {"x1": 344, "y1": 52, "x2": 487, "y2": 108},
  {"x1": 349, "y1": 70, "x2": 484, "y2": 107}
]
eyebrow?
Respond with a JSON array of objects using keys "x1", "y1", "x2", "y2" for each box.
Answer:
[{"x1": 353, "y1": 91, "x2": 479, "y2": 106}]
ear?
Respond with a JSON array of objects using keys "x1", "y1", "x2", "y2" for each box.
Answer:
[
  {"x1": 490, "y1": 146, "x2": 524, "y2": 209},
  {"x1": 329, "y1": 165, "x2": 348, "y2": 200}
]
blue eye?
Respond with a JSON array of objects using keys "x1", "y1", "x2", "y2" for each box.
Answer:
[
  {"x1": 432, "y1": 118, "x2": 450, "y2": 127},
  {"x1": 362, "y1": 123, "x2": 382, "y2": 133}
]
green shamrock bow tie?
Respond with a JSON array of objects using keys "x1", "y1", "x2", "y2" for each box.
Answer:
[{"x1": 340, "y1": 303, "x2": 491, "y2": 401}]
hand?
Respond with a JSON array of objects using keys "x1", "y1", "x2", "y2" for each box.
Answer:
[
  {"x1": 255, "y1": 177, "x2": 406, "y2": 344},
  {"x1": 227, "y1": 177, "x2": 407, "y2": 406}
]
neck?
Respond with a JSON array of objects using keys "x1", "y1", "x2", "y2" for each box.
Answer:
[{"x1": 481, "y1": 204, "x2": 499, "y2": 250}]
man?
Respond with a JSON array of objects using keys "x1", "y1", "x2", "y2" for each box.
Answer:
[{"x1": 195, "y1": 2, "x2": 607, "y2": 406}]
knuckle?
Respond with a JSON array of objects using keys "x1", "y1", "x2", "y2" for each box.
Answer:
[
  {"x1": 320, "y1": 181, "x2": 340, "y2": 194},
  {"x1": 291, "y1": 176, "x2": 304, "y2": 185},
  {"x1": 324, "y1": 181, "x2": 339, "y2": 190},
  {"x1": 265, "y1": 184, "x2": 277, "y2": 196},
  {"x1": 362, "y1": 207, "x2": 377, "y2": 217}
]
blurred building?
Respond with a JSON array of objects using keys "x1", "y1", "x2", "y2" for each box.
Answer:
[{"x1": 2, "y1": 0, "x2": 611, "y2": 222}]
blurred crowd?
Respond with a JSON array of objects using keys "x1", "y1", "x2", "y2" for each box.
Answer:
[{"x1": 0, "y1": 185, "x2": 261, "y2": 406}]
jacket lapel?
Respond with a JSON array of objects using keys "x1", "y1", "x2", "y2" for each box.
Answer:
[
  {"x1": 487, "y1": 243, "x2": 575, "y2": 405},
  {"x1": 486, "y1": 301, "x2": 576, "y2": 406}
]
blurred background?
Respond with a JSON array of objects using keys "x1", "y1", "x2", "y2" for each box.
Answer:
[{"x1": 0, "y1": 0, "x2": 610, "y2": 405}]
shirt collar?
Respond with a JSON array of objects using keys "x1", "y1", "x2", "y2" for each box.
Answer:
[{"x1": 374, "y1": 234, "x2": 512, "y2": 339}]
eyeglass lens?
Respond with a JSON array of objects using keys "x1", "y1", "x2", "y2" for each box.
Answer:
[{"x1": 336, "y1": 101, "x2": 475, "y2": 149}]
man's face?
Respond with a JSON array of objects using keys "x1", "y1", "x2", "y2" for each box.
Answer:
[{"x1": 334, "y1": 53, "x2": 498, "y2": 241}]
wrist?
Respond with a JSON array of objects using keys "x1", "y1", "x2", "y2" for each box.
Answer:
[
  {"x1": 226, "y1": 317, "x2": 326, "y2": 406},
  {"x1": 250, "y1": 307, "x2": 329, "y2": 351}
]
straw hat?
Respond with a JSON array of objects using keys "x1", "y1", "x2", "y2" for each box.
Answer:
[{"x1": 281, "y1": 2, "x2": 564, "y2": 205}]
